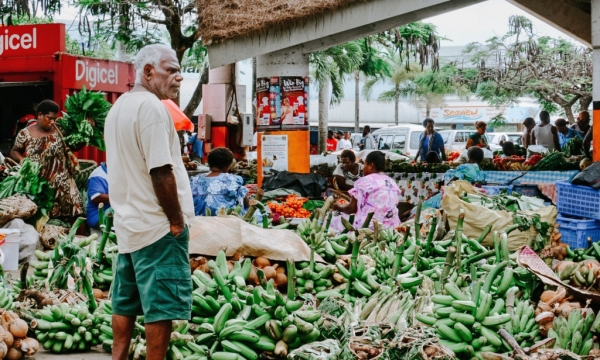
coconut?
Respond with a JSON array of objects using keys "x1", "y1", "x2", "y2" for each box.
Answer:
[
  {"x1": 20, "y1": 337, "x2": 39, "y2": 356},
  {"x1": 535, "y1": 311, "x2": 554, "y2": 325},
  {"x1": 540, "y1": 290, "x2": 556, "y2": 303},
  {"x1": 8, "y1": 319, "x2": 27, "y2": 339},
  {"x1": 5, "y1": 346, "x2": 22, "y2": 360}
]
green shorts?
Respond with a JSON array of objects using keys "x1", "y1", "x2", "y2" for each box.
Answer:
[{"x1": 112, "y1": 228, "x2": 191, "y2": 323}]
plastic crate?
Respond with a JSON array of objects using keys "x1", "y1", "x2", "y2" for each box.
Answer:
[
  {"x1": 512, "y1": 184, "x2": 542, "y2": 197},
  {"x1": 556, "y1": 214, "x2": 600, "y2": 249},
  {"x1": 556, "y1": 180, "x2": 600, "y2": 220},
  {"x1": 482, "y1": 185, "x2": 513, "y2": 196}
]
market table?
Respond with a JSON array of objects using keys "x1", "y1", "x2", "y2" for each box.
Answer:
[
  {"x1": 482, "y1": 170, "x2": 579, "y2": 185},
  {"x1": 388, "y1": 172, "x2": 445, "y2": 205},
  {"x1": 484, "y1": 170, "x2": 579, "y2": 204}
]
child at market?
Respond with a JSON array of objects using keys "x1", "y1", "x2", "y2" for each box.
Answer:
[
  {"x1": 425, "y1": 151, "x2": 442, "y2": 164},
  {"x1": 501, "y1": 141, "x2": 516, "y2": 158},
  {"x1": 444, "y1": 146, "x2": 487, "y2": 185}
]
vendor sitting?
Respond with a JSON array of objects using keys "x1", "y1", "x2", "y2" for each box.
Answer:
[
  {"x1": 86, "y1": 162, "x2": 110, "y2": 228},
  {"x1": 444, "y1": 146, "x2": 486, "y2": 185},
  {"x1": 331, "y1": 151, "x2": 401, "y2": 231},
  {"x1": 333, "y1": 150, "x2": 363, "y2": 191},
  {"x1": 190, "y1": 147, "x2": 253, "y2": 217}
]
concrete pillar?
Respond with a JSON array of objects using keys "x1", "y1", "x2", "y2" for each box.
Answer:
[
  {"x1": 256, "y1": 47, "x2": 310, "y2": 128},
  {"x1": 256, "y1": 47, "x2": 309, "y2": 78},
  {"x1": 593, "y1": 0, "x2": 600, "y2": 161}
]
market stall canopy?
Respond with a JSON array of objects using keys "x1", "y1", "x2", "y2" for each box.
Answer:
[
  {"x1": 162, "y1": 99, "x2": 194, "y2": 132},
  {"x1": 199, "y1": 0, "x2": 485, "y2": 68}
]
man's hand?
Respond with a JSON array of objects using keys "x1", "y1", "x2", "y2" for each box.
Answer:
[{"x1": 170, "y1": 222, "x2": 185, "y2": 238}]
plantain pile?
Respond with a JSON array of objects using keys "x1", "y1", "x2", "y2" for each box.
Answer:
[{"x1": 27, "y1": 303, "x2": 99, "y2": 353}]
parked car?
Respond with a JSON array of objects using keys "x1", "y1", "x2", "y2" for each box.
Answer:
[
  {"x1": 488, "y1": 132, "x2": 524, "y2": 151},
  {"x1": 438, "y1": 129, "x2": 473, "y2": 151},
  {"x1": 370, "y1": 124, "x2": 425, "y2": 158}
]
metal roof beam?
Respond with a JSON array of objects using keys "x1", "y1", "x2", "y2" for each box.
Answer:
[{"x1": 207, "y1": 0, "x2": 486, "y2": 68}]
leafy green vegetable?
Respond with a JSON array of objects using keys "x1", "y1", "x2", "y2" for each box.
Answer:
[
  {"x1": 562, "y1": 136, "x2": 584, "y2": 157},
  {"x1": 0, "y1": 159, "x2": 55, "y2": 216},
  {"x1": 57, "y1": 86, "x2": 111, "y2": 151}
]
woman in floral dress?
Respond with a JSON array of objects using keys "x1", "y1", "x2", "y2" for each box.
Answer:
[
  {"x1": 10, "y1": 100, "x2": 83, "y2": 218},
  {"x1": 331, "y1": 151, "x2": 401, "y2": 231},
  {"x1": 190, "y1": 147, "x2": 251, "y2": 216}
]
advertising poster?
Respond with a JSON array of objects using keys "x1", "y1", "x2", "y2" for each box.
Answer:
[
  {"x1": 261, "y1": 135, "x2": 288, "y2": 176},
  {"x1": 256, "y1": 77, "x2": 281, "y2": 131},
  {"x1": 280, "y1": 77, "x2": 309, "y2": 130}
]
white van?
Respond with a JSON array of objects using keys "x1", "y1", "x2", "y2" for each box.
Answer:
[{"x1": 371, "y1": 124, "x2": 425, "y2": 157}]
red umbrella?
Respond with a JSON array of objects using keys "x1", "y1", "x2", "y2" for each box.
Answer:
[{"x1": 161, "y1": 99, "x2": 194, "y2": 132}]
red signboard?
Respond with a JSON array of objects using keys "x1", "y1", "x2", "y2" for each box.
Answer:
[
  {"x1": 0, "y1": 23, "x2": 65, "y2": 58},
  {"x1": 61, "y1": 54, "x2": 133, "y2": 93}
]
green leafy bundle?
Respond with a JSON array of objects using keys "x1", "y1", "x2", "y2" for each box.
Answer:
[
  {"x1": 57, "y1": 87, "x2": 111, "y2": 151},
  {"x1": 0, "y1": 158, "x2": 55, "y2": 216}
]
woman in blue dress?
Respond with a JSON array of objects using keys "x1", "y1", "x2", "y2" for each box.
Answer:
[{"x1": 190, "y1": 147, "x2": 250, "y2": 216}]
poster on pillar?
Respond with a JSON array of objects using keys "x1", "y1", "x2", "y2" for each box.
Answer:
[
  {"x1": 256, "y1": 77, "x2": 281, "y2": 131},
  {"x1": 261, "y1": 135, "x2": 288, "y2": 176},
  {"x1": 280, "y1": 76, "x2": 309, "y2": 130}
]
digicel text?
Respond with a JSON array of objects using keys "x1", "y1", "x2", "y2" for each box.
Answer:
[
  {"x1": 75, "y1": 60, "x2": 118, "y2": 88},
  {"x1": 0, "y1": 28, "x2": 37, "y2": 55}
]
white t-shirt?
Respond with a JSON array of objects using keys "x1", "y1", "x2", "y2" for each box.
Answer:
[
  {"x1": 336, "y1": 139, "x2": 353, "y2": 151},
  {"x1": 105, "y1": 91, "x2": 195, "y2": 253},
  {"x1": 333, "y1": 163, "x2": 364, "y2": 186}
]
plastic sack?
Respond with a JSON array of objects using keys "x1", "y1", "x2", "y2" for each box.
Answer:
[
  {"x1": 527, "y1": 145, "x2": 548, "y2": 159},
  {"x1": 455, "y1": 148, "x2": 493, "y2": 163},
  {"x1": 442, "y1": 181, "x2": 557, "y2": 250},
  {"x1": 571, "y1": 162, "x2": 600, "y2": 189},
  {"x1": 262, "y1": 171, "x2": 327, "y2": 198},
  {"x1": 3, "y1": 218, "x2": 40, "y2": 262}
]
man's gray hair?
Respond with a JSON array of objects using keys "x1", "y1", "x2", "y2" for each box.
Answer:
[{"x1": 134, "y1": 44, "x2": 174, "y2": 84}]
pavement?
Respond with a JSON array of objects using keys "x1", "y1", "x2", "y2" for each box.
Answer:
[{"x1": 34, "y1": 347, "x2": 112, "y2": 360}]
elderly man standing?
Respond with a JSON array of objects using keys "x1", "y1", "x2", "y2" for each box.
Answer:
[{"x1": 105, "y1": 44, "x2": 195, "y2": 360}]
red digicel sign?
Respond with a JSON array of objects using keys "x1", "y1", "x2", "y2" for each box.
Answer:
[
  {"x1": 0, "y1": 23, "x2": 65, "y2": 57},
  {"x1": 61, "y1": 55, "x2": 130, "y2": 93}
]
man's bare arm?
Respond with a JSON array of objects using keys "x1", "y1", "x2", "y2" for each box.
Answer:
[{"x1": 150, "y1": 165, "x2": 185, "y2": 236}]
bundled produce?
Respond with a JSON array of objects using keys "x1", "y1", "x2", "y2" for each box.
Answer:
[
  {"x1": 57, "y1": 87, "x2": 111, "y2": 151},
  {"x1": 0, "y1": 159, "x2": 54, "y2": 216},
  {"x1": 562, "y1": 136, "x2": 585, "y2": 157},
  {"x1": 0, "y1": 287, "x2": 14, "y2": 312},
  {"x1": 267, "y1": 195, "x2": 311, "y2": 219},
  {"x1": 546, "y1": 307, "x2": 596, "y2": 356},
  {"x1": 26, "y1": 303, "x2": 96, "y2": 354},
  {"x1": 31, "y1": 218, "x2": 99, "y2": 310},
  {"x1": 554, "y1": 259, "x2": 600, "y2": 290},
  {"x1": 90, "y1": 210, "x2": 118, "y2": 291},
  {"x1": 530, "y1": 151, "x2": 578, "y2": 171},
  {"x1": 387, "y1": 160, "x2": 450, "y2": 174}
]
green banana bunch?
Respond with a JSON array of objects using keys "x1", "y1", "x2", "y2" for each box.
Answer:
[
  {"x1": 30, "y1": 302, "x2": 103, "y2": 353},
  {"x1": 548, "y1": 308, "x2": 596, "y2": 356}
]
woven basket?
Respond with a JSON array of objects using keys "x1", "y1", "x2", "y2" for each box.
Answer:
[
  {"x1": 74, "y1": 160, "x2": 98, "y2": 189},
  {"x1": 0, "y1": 194, "x2": 38, "y2": 227},
  {"x1": 40, "y1": 224, "x2": 68, "y2": 250}
]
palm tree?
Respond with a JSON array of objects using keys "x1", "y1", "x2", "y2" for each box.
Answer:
[
  {"x1": 409, "y1": 64, "x2": 471, "y2": 118},
  {"x1": 310, "y1": 42, "x2": 363, "y2": 153},
  {"x1": 362, "y1": 48, "x2": 422, "y2": 125},
  {"x1": 353, "y1": 38, "x2": 391, "y2": 132}
]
